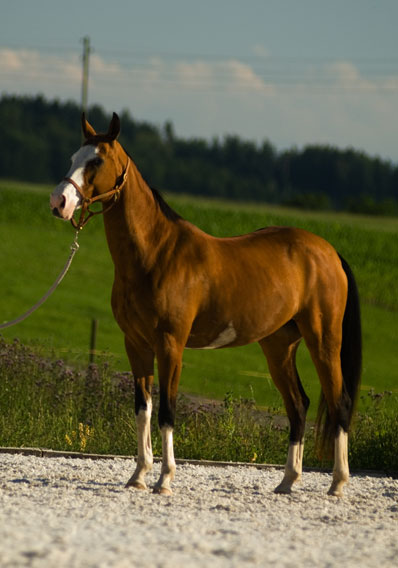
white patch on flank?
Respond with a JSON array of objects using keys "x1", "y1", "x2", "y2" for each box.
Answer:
[
  {"x1": 201, "y1": 321, "x2": 237, "y2": 349},
  {"x1": 50, "y1": 145, "x2": 98, "y2": 220}
]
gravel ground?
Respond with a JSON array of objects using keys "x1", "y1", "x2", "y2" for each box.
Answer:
[{"x1": 0, "y1": 453, "x2": 397, "y2": 567}]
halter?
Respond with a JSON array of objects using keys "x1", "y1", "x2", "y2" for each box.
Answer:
[{"x1": 65, "y1": 159, "x2": 130, "y2": 230}]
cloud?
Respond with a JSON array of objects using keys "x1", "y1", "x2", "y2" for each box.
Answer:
[
  {"x1": 0, "y1": 48, "x2": 397, "y2": 160},
  {"x1": 324, "y1": 61, "x2": 375, "y2": 92},
  {"x1": 251, "y1": 44, "x2": 270, "y2": 58},
  {"x1": 88, "y1": 54, "x2": 276, "y2": 95},
  {"x1": 0, "y1": 48, "x2": 81, "y2": 98},
  {"x1": 90, "y1": 54, "x2": 123, "y2": 76},
  {"x1": 170, "y1": 58, "x2": 275, "y2": 94},
  {"x1": 2, "y1": 47, "x2": 393, "y2": 99},
  {"x1": 1, "y1": 48, "x2": 24, "y2": 71}
]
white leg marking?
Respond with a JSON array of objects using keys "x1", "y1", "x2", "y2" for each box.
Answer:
[
  {"x1": 328, "y1": 427, "x2": 349, "y2": 497},
  {"x1": 126, "y1": 400, "x2": 153, "y2": 489},
  {"x1": 274, "y1": 441, "x2": 304, "y2": 494},
  {"x1": 153, "y1": 426, "x2": 176, "y2": 495}
]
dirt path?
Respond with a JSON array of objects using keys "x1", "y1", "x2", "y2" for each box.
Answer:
[{"x1": 0, "y1": 453, "x2": 397, "y2": 567}]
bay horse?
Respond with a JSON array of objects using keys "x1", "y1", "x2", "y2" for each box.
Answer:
[{"x1": 50, "y1": 113, "x2": 361, "y2": 497}]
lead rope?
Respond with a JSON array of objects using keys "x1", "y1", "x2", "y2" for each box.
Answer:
[{"x1": 0, "y1": 230, "x2": 80, "y2": 330}]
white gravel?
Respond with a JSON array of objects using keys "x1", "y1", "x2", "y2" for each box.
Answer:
[{"x1": 0, "y1": 453, "x2": 397, "y2": 568}]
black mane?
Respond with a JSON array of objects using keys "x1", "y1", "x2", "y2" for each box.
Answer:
[
  {"x1": 123, "y1": 149, "x2": 182, "y2": 222},
  {"x1": 150, "y1": 187, "x2": 182, "y2": 223}
]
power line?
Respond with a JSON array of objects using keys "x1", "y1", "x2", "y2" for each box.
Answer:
[
  {"x1": 2, "y1": 41, "x2": 398, "y2": 67},
  {"x1": 1, "y1": 41, "x2": 397, "y2": 95}
]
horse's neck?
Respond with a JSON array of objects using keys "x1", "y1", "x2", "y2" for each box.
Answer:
[{"x1": 103, "y1": 161, "x2": 176, "y2": 273}]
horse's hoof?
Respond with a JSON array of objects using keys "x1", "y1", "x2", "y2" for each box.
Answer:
[
  {"x1": 327, "y1": 478, "x2": 346, "y2": 497},
  {"x1": 274, "y1": 482, "x2": 293, "y2": 495},
  {"x1": 125, "y1": 479, "x2": 147, "y2": 491},
  {"x1": 153, "y1": 486, "x2": 172, "y2": 496},
  {"x1": 327, "y1": 487, "x2": 344, "y2": 498},
  {"x1": 274, "y1": 486, "x2": 292, "y2": 495}
]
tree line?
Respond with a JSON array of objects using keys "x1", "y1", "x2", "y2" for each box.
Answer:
[{"x1": 1, "y1": 94, "x2": 397, "y2": 215}]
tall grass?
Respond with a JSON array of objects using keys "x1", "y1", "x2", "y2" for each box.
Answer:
[{"x1": 1, "y1": 337, "x2": 397, "y2": 473}]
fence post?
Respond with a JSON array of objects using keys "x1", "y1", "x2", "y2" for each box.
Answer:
[{"x1": 89, "y1": 318, "x2": 98, "y2": 364}]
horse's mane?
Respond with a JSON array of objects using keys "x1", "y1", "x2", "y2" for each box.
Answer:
[
  {"x1": 83, "y1": 140, "x2": 182, "y2": 223},
  {"x1": 83, "y1": 135, "x2": 116, "y2": 145},
  {"x1": 150, "y1": 187, "x2": 182, "y2": 223},
  {"x1": 123, "y1": 149, "x2": 182, "y2": 223}
]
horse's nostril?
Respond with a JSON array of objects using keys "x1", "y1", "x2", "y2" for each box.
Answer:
[
  {"x1": 52, "y1": 207, "x2": 61, "y2": 218},
  {"x1": 60, "y1": 195, "x2": 66, "y2": 210}
]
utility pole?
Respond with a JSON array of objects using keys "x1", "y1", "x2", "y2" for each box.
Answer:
[{"x1": 81, "y1": 36, "x2": 91, "y2": 117}]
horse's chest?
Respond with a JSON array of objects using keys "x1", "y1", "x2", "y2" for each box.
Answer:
[{"x1": 111, "y1": 280, "x2": 156, "y2": 331}]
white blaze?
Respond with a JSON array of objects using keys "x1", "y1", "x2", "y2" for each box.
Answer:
[
  {"x1": 66, "y1": 145, "x2": 99, "y2": 188},
  {"x1": 50, "y1": 145, "x2": 98, "y2": 220}
]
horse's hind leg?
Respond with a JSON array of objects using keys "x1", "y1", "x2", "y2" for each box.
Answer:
[
  {"x1": 124, "y1": 337, "x2": 155, "y2": 491},
  {"x1": 259, "y1": 321, "x2": 309, "y2": 494},
  {"x1": 296, "y1": 302, "x2": 349, "y2": 497}
]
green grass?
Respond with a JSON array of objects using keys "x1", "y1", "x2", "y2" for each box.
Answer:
[
  {"x1": 1, "y1": 179, "x2": 398, "y2": 422},
  {"x1": 1, "y1": 337, "x2": 397, "y2": 472}
]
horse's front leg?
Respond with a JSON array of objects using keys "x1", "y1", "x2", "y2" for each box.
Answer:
[
  {"x1": 124, "y1": 338, "x2": 155, "y2": 491},
  {"x1": 153, "y1": 332, "x2": 184, "y2": 495}
]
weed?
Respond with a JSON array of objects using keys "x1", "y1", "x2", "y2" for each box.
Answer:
[
  {"x1": 65, "y1": 422, "x2": 95, "y2": 452},
  {"x1": 1, "y1": 337, "x2": 396, "y2": 473},
  {"x1": 349, "y1": 389, "x2": 398, "y2": 473}
]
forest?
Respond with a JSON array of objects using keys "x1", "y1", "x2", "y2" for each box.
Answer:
[{"x1": 0, "y1": 94, "x2": 397, "y2": 215}]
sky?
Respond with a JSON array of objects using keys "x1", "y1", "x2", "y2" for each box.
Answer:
[{"x1": 1, "y1": 0, "x2": 398, "y2": 163}]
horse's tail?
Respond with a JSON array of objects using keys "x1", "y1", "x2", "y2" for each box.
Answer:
[{"x1": 316, "y1": 255, "x2": 362, "y2": 459}]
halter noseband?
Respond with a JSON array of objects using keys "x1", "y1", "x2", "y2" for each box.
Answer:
[{"x1": 65, "y1": 160, "x2": 130, "y2": 230}]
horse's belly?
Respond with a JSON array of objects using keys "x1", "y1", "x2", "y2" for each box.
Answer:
[
  {"x1": 186, "y1": 321, "x2": 238, "y2": 350},
  {"x1": 186, "y1": 312, "x2": 285, "y2": 350}
]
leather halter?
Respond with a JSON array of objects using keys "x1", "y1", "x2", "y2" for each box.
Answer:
[{"x1": 65, "y1": 160, "x2": 130, "y2": 230}]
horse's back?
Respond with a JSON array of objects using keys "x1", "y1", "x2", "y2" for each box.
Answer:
[
  {"x1": 208, "y1": 225, "x2": 342, "y2": 279},
  {"x1": 182, "y1": 225, "x2": 347, "y2": 348}
]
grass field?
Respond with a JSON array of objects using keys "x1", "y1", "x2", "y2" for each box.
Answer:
[{"x1": 1, "y1": 179, "x2": 397, "y2": 420}]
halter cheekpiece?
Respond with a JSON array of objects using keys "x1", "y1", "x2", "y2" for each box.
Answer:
[{"x1": 65, "y1": 160, "x2": 130, "y2": 230}]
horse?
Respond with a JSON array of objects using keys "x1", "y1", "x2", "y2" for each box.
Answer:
[{"x1": 50, "y1": 113, "x2": 361, "y2": 497}]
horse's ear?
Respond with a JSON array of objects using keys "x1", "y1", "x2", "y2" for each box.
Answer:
[
  {"x1": 107, "y1": 112, "x2": 120, "y2": 141},
  {"x1": 81, "y1": 113, "x2": 96, "y2": 139}
]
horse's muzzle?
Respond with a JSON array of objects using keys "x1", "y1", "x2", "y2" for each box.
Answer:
[
  {"x1": 52, "y1": 207, "x2": 62, "y2": 218},
  {"x1": 50, "y1": 192, "x2": 67, "y2": 219}
]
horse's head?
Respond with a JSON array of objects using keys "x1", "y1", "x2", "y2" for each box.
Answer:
[{"x1": 50, "y1": 113, "x2": 126, "y2": 224}]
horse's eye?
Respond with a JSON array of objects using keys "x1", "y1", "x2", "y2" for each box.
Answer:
[{"x1": 88, "y1": 157, "x2": 103, "y2": 168}]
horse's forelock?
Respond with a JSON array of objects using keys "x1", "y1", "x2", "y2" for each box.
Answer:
[{"x1": 83, "y1": 134, "x2": 117, "y2": 147}]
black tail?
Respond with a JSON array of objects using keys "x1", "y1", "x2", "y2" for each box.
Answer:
[
  {"x1": 316, "y1": 255, "x2": 362, "y2": 458},
  {"x1": 338, "y1": 255, "x2": 362, "y2": 419}
]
